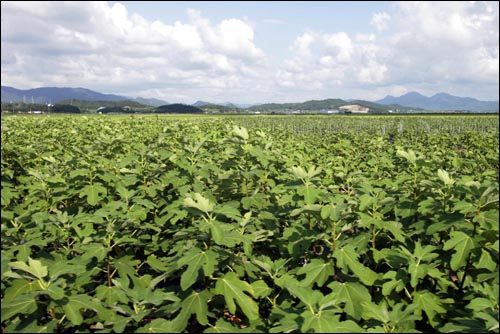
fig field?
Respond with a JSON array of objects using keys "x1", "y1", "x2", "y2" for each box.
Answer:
[{"x1": 1, "y1": 114, "x2": 499, "y2": 333}]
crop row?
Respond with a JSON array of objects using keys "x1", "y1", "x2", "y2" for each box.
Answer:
[{"x1": 1, "y1": 114, "x2": 499, "y2": 333}]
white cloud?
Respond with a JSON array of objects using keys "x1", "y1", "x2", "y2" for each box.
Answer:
[
  {"x1": 322, "y1": 32, "x2": 353, "y2": 63},
  {"x1": 358, "y1": 62, "x2": 388, "y2": 84},
  {"x1": 277, "y1": 1, "x2": 498, "y2": 101},
  {"x1": 1, "y1": 1, "x2": 498, "y2": 103},
  {"x1": 293, "y1": 32, "x2": 316, "y2": 58},
  {"x1": 371, "y1": 12, "x2": 390, "y2": 31},
  {"x1": 1, "y1": 1, "x2": 267, "y2": 102}
]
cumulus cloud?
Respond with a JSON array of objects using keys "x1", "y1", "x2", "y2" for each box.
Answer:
[
  {"x1": 1, "y1": 1, "x2": 267, "y2": 102},
  {"x1": 1, "y1": 1, "x2": 498, "y2": 102},
  {"x1": 293, "y1": 32, "x2": 316, "y2": 58},
  {"x1": 371, "y1": 12, "x2": 390, "y2": 31},
  {"x1": 278, "y1": 1, "x2": 499, "y2": 100}
]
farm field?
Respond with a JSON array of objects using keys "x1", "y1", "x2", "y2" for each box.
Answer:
[{"x1": 1, "y1": 114, "x2": 499, "y2": 333}]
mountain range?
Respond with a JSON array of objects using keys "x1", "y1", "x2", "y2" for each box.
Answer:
[
  {"x1": 192, "y1": 100, "x2": 253, "y2": 108},
  {"x1": 0, "y1": 86, "x2": 168, "y2": 107},
  {"x1": 1, "y1": 85, "x2": 498, "y2": 112},
  {"x1": 376, "y1": 92, "x2": 498, "y2": 112}
]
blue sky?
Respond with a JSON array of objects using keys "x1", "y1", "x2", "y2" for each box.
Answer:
[{"x1": 1, "y1": 1, "x2": 498, "y2": 104}]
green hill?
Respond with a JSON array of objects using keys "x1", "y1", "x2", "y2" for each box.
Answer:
[
  {"x1": 247, "y1": 98, "x2": 358, "y2": 112},
  {"x1": 155, "y1": 104, "x2": 204, "y2": 114}
]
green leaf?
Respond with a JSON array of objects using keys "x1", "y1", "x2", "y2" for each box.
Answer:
[
  {"x1": 297, "y1": 186, "x2": 322, "y2": 205},
  {"x1": 147, "y1": 255, "x2": 175, "y2": 275},
  {"x1": 210, "y1": 221, "x2": 227, "y2": 245},
  {"x1": 397, "y1": 149, "x2": 417, "y2": 164},
  {"x1": 214, "y1": 205, "x2": 241, "y2": 220},
  {"x1": 288, "y1": 166, "x2": 308, "y2": 180},
  {"x1": 290, "y1": 204, "x2": 322, "y2": 217},
  {"x1": 45, "y1": 284, "x2": 65, "y2": 300},
  {"x1": 49, "y1": 262, "x2": 86, "y2": 280},
  {"x1": 466, "y1": 298, "x2": 496, "y2": 312},
  {"x1": 320, "y1": 202, "x2": 347, "y2": 221},
  {"x1": 204, "y1": 318, "x2": 238, "y2": 333},
  {"x1": 276, "y1": 274, "x2": 321, "y2": 309},
  {"x1": 362, "y1": 300, "x2": 390, "y2": 324},
  {"x1": 443, "y1": 231, "x2": 478, "y2": 270},
  {"x1": 251, "y1": 280, "x2": 272, "y2": 298},
  {"x1": 358, "y1": 214, "x2": 405, "y2": 243},
  {"x1": 214, "y1": 272, "x2": 258, "y2": 320},
  {"x1": 412, "y1": 291, "x2": 446, "y2": 328},
  {"x1": 79, "y1": 183, "x2": 107, "y2": 206},
  {"x1": 297, "y1": 258, "x2": 334, "y2": 287},
  {"x1": 1, "y1": 294, "x2": 37, "y2": 321},
  {"x1": 137, "y1": 318, "x2": 176, "y2": 333},
  {"x1": 409, "y1": 241, "x2": 439, "y2": 262},
  {"x1": 328, "y1": 281, "x2": 371, "y2": 320},
  {"x1": 333, "y1": 245, "x2": 379, "y2": 285},
  {"x1": 95, "y1": 285, "x2": 129, "y2": 305},
  {"x1": 358, "y1": 194, "x2": 376, "y2": 211},
  {"x1": 475, "y1": 249, "x2": 497, "y2": 271},
  {"x1": 269, "y1": 312, "x2": 299, "y2": 333},
  {"x1": 301, "y1": 311, "x2": 363, "y2": 333},
  {"x1": 232, "y1": 125, "x2": 249, "y2": 141},
  {"x1": 408, "y1": 259, "x2": 429, "y2": 288},
  {"x1": 178, "y1": 248, "x2": 217, "y2": 291},
  {"x1": 381, "y1": 270, "x2": 406, "y2": 296},
  {"x1": 378, "y1": 220, "x2": 405, "y2": 243},
  {"x1": 9, "y1": 257, "x2": 48, "y2": 280},
  {"x1": 62, "y1": 294, "x2": 111, "y2": 326},
  {"x1": 440, "y1": 318, "x2": 491, "y2": 333},
  {"x1": 63, "y1": 300, "x2": 84, "y2": 325},
  {"x1": 474, "y1": 209, "x2": 499, "y2": 230},
  {"x1": 389, "y1": 303, "x2": 421, "y2": 327},
  {"x1": 184, "y1": 193, "x2": 214, "y2": 214},
  {"x1": 6, "y1": 318, "x2": 58, "y2": 333},
  {"x1": 1, "y1": 279, "x2": 36, "y2": 304},
  {"x1": 78, "y1": 243, "x2": 110, "y2": 262},
  {"x1": 173, "y1": 290, "x2": 211, "y2": 331},
  {"x1": 437, "y1": 168, "x2": 454, "y2": 185}
]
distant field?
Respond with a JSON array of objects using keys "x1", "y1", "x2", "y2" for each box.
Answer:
[{"x1": 2, "y1": 114, "x2": 498, "y2": 333}]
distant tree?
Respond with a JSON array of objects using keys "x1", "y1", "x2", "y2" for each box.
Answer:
[
  {"x1": 51, "y1": 104, "x2": 81, "y2": 113},
  {"x1": 1, "y1": 103, "x2": 48, "y2": 113},
  {"x1": 99, "y1": 106, "x2": 134, "y2": 114},
  {"x1": 155, "y1": 104, "x2": 204, "y2": 114}
]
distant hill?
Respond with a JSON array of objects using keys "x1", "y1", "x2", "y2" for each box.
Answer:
[
  {"x1": 193, "y1": 101, "x2": 210, "y2": 107},
  {"x1": 1, "y1": 86, "x2": 127, "y2": 104},
  {"x1": 192, "y1": 100, "x2": 248, "y2": 108},
  {"x1": 1, "y1": 85, "x2": 167, "y2": 107},
  {"x1": 132, "y1": 97, "x2": 168, "y2": 107},
  {"x1": 233, "y1": 103, "x2": 255, "y2": 108},
  {"x1": 58, "y1": 99, "x2": 151, "y2": 110},
  {"x1": 199, "y1": 103, "x2": 241, "y2": 113},
  {"x1": 155, "y1": 104, "x2": 204, "y2": 114},
  {"x1": 348, "y1": 100, "x2": 422, "y2": 113},
  {"x1": 376, "y1": 92, "x2": 499, "y2": 111},
  {"x1": 248, "y1": 98, "x2": 348, "y2": 112},
  {"x1": 245, "y1": 98, "x2": 410, "y2": 113}
]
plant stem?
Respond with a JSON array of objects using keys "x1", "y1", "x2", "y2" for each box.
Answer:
[
  {"x1": 107, "y1": 254, "x2": 112, "y2": 288},
  {"x1": 332, "y1": 221, "x2": 337, "y2": 251}
]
